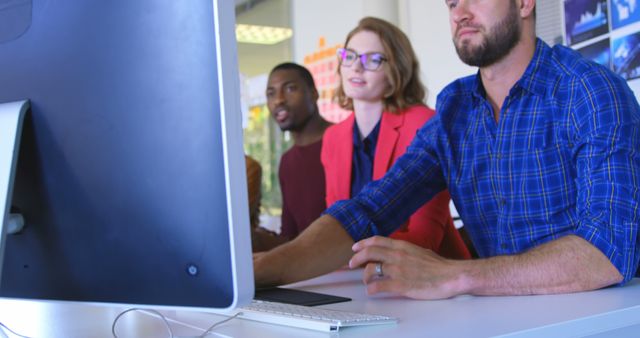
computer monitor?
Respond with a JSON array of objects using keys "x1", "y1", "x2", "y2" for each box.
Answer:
[{"x1": 0, "y1": 0, "x2": 254, "y2": 311}]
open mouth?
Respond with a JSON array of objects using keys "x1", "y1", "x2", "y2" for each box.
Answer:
[
  {"x1": 348, "y1": 78, "x2": 366, "y2": 87},
  {"x1": 274, "y1": 108, "x2": 289, "y2": 123}
]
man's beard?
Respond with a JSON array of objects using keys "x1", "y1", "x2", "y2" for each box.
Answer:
[{"x1": 454, "y1": 2, "x2": 521, "y2": 67}]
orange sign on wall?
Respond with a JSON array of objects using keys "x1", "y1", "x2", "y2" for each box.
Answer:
[{"x1": 303, "y1": 37, "x2": 351, "y2": 124}]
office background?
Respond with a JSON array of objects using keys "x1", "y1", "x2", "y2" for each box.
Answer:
[{"x1": 234, "y1": 0, "x2": 640, "y2": 231}]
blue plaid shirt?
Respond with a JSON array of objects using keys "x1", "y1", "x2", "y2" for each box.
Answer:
[{"x1": 327, "y1": 39, "x2": 640, "y2": 282}]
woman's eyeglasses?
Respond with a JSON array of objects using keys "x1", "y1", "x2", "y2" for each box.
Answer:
[{"x1": 337, "y1": 48, "x2": 387, "y2": 71}]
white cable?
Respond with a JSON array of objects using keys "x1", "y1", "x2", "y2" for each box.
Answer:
[
  {"x1": 112, "y1": 308, "x2": 174, "y2": 338},
  {"x1": 0, "y1": 322, "x2": 32, "y2": 338},
  {"x1": 112, "y1": 308, "x2": 242, "y2": 338}
]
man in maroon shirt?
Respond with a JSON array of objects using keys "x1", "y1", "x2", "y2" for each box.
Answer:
[{"x1": 252, "y1": 63, "x2": 331, "y2": 251}]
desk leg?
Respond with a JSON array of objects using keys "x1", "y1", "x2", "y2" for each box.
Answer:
[{"x1": 0, "y1": 100, "x2": 29, "y2": 279}]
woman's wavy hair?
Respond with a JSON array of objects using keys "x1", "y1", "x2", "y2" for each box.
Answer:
[{"x1": 335, "y1": 17, "x2": 427, "y2": 113}]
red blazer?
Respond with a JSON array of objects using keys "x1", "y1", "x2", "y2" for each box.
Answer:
[{"x1": 321, "y1": 105, "x2": 470, "y2": 259}]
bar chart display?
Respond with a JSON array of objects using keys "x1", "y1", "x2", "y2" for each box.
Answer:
[
  {"x1": 611, "y1": 0, "x2": 640, "y2": 29},
  {"x1": 563, "y1": 0, "x2": 640, "y2": 95},
  {"x1": 564, "y1": 0, "x2": 609, "y2": 46},
  {"x1": 612, "y1": 31, "x2": 640, "y2": 80}
]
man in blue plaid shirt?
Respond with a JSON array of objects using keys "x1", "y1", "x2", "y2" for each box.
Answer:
[{"x1": 255, "y1": 0, "x2": 640, "y2": 299}]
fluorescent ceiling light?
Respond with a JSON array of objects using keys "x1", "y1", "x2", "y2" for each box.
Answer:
[{"x1": 236, "y1": 24, "x2": 293, "y2": 45}]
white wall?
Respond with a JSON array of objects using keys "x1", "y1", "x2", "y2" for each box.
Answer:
[
  {"x1": 291, "y1": 0, "x2": 365, "y2": 61},
  {"x1": 400, "y1": 1, "x2": 476, "y2": 107},
  {"x1": 631, "y1": 80, "x2": 640, "y2": 99}
]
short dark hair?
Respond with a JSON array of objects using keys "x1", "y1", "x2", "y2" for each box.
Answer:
[{"x1": 269, "y1": 62, "x2": 317, "y2": 92}]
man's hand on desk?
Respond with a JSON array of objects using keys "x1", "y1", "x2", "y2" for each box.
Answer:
[
  {"x1": 349, "y1": 235, "x2": 624, "y2": 300},
  {"x1": 350, "y1": 236, "x2": 467, "y2": 300},
  {"x1": 253, "y1": 215, "x2": 624, "y2": 299}
]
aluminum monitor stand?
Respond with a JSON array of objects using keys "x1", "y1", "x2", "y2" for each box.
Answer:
[{"x1": 0, "y1": 100, "x2": 29, "y2": 282}]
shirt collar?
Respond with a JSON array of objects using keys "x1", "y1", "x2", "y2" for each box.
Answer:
[
  {"x1": 353, "y1": 119, "x2": 382, "y2": 149},
  {"x1": 470, "y1": 38, "x2": 552, "y2": 101},
  {"x1": 515, "y1": 38, "x2": 552, "y2": 98}
]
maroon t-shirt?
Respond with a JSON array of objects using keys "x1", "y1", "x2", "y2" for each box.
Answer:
[{"x1": 278, "y1": 140, "x2": 326, "y2": 239}]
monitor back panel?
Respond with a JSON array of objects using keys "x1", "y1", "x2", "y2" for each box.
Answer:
[{"x1": 0, "y1": 1, "x2": 240, "y2": 308}]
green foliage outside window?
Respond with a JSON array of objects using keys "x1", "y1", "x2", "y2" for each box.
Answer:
[{"x1": 243, "y1": 105, "x2": 292, "y2": 218}]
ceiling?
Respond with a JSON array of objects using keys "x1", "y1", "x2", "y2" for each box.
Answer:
[
  {"x1": 234, "y1": 0, "x2": 264, "y2": 13},
  {"x1": 234, "y1": 0, "x2": 292, "y2": 77}
]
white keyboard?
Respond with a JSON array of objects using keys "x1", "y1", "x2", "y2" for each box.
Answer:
[{"x1": 236, "y1": 300, "x2": 397, "y2": 332}]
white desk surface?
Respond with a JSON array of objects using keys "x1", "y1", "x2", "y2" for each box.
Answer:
[{"x1": 2, "y1": 269, "x2": 640, "y2": 338}]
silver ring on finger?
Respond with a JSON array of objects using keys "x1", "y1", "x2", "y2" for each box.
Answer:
[{"x1": 375, "y1": 262, "x2": 384, "y2": 277}]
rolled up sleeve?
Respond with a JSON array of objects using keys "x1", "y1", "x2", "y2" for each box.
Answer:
[{"x1": 573, "y1": 71, "x2": 640, "y2": 283}]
